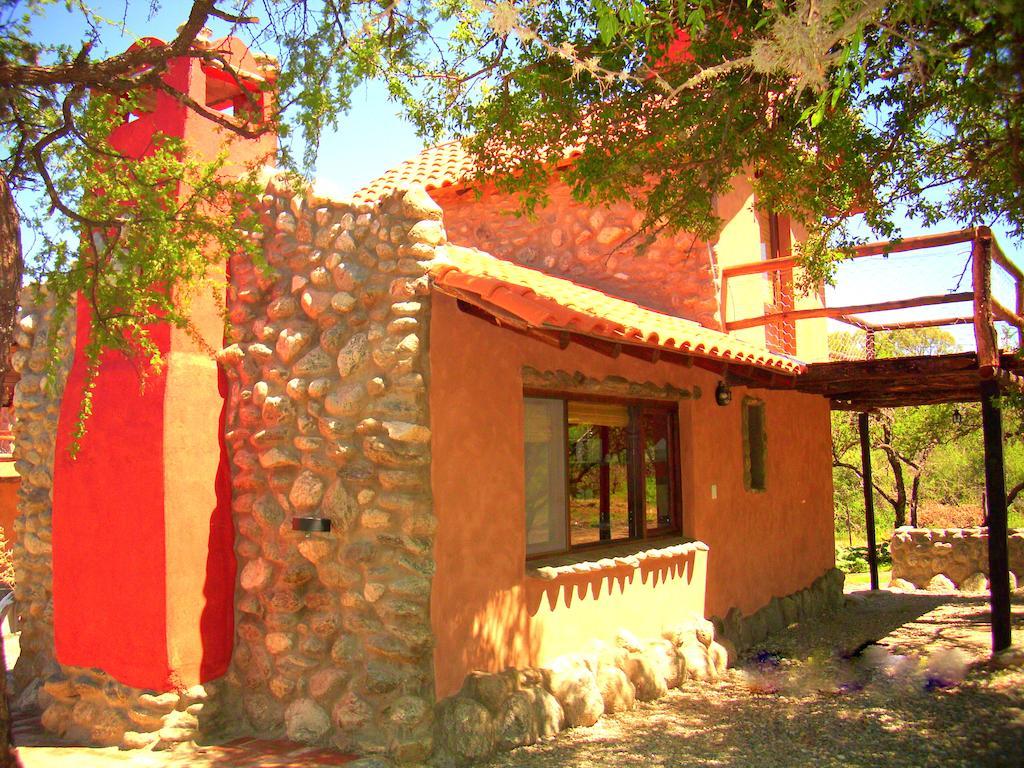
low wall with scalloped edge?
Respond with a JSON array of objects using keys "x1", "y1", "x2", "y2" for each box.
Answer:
[{"x1": 433, "y1": 566, "x2": 845, "y2": 766}]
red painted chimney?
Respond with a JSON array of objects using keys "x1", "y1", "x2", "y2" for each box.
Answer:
[{"x1": 51, "y1": 37, "x2": 275, "y2": 691}]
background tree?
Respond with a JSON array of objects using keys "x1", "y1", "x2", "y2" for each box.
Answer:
[
  {"x1": 831, "y1": 329, "x2": 978, "y2": 529},
  {"x1": 397, "y1": 0, "x2": 1024, "y2": 282}
]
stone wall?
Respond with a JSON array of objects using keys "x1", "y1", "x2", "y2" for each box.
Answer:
[
  {"x1": 433, "y1": 181, "x2": 719, "y2": 325},
  {"x1": 10, "y1": 287, "x2": 72, "y2": 704},
  {"x1": 213, "y1": 178, "x2": 440, "y2": 762},
  {"x1": 712, "y1": 568, "x2": 845, "y2": 659},
  {"x1": 890, "y1": 527, "x2": 1024, "y2": 591}
]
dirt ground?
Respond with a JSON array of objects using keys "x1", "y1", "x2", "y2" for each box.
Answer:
[
  {"x1": 14, "y1": 586, "x2": 1024, "y2": 768},
  {"x1": 480, "y1": 587, "x2": 1024, "y2": 768}
]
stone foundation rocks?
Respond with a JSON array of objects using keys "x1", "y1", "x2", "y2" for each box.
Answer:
[
  {"x1": 890, "y1": 527, "x2": 1024, "y2": 591},
  {"x1": 39, "y1": 669, "x2": 217, "y2": 749},
  {"x1": 433, "y1": 618, "x2": 728, "y2": 766},
  {"x1": 712, "y1": 568, "x2": 846, "y2": 659}
]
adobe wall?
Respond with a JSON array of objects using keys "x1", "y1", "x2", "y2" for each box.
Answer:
[
  {"x1": 0, "y1": 475, "x2": 17, "y2": 548},
  {"x1": 427, "y1": 292, "x2": 836, "y2": 701},
  {"x1": 432, "y1": 180, "x2": 719, "y2": 325},
  {"x1": 213, "y1": 178, "x2": 439, "y2": 762}
]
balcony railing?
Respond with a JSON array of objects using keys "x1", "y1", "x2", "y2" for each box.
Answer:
[{"x1": 720, "y1": 227, "x2": 1024, "y2": 366}]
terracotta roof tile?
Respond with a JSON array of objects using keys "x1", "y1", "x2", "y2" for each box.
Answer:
[
  {"x1": 430, "y1": 245, "x2": 804, "y2": 374},
  {"x1": 353, "y1": 141, "x2": 585, "y2": 204},
  {"x1": 353, "y1": 141, "x2": 472, "y2": 203}
]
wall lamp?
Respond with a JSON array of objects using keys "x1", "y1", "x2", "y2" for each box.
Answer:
[{"x1": 715, "y1": 380, "x2": 733, "y2": 407}]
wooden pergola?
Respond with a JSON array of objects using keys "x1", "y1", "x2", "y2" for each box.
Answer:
[{"x1": 722, "y1": 227, "x2": 1022, "y2": 652}]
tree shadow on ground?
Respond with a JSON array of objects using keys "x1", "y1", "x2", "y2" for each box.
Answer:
[{"x1": 481, "y1": 591, "x2": 1024, "y2": 768}]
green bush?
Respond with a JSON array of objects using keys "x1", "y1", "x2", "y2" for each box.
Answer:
[{"x1": 836, "y1": 542, "x2": 892, "y2": 574}]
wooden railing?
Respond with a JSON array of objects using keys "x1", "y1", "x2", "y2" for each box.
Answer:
[
  {"x1": 0, "y1": 430, "x2": 12, "y2": 462},
  {"x1": 720, "y1": 227, "x2": 1024, "y2": 366}
]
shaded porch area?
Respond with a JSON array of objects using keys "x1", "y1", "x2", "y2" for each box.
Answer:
[{"x1": 726, "y1": 226, "x2": 1024, "y2": 653}]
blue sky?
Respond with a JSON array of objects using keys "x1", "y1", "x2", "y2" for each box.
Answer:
[{"x1": 22, "y1": 1, "x2": 1024, "y2": 350}]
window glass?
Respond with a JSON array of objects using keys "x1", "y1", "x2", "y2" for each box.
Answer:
[
  {"x1": 642, "y1": 410, "x2": 675, "y2": 532},
  {"x1": 524, "y1": 398, "x2": 567, "y2": 555},
  {"x1": 524, "y1": 396, "x2": 681, "y2": 557},
  {"x1": 568, "y1": 421, "x2": 630, "y2": 546}
]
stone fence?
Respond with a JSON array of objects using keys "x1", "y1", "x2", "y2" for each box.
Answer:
[{"x1": 890, "y1": 527, "x2": 1024, "y2": 592}]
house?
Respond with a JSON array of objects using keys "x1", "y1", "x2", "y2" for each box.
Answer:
[{"x1": 9, "y1": 37, "x2": 843, "y2": 764}]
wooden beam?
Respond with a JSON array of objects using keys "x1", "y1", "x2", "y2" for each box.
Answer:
[
  {"x1": 720, "y1": 229, "x2": 979, "y2": 281},
  {"x1": 980, "y1": 378, "x2": 1012, "y2": 652},
  {"x1": 454, "y1": 298, "x2": 566, "y2": 349},
  {"x1": 859, "y1": 412, "x2": 880, "y2": 591},
  {"x1": 990, "y1": 238, "x2": 1024, "y2": 283},
  {"x1": 851, "y1": 228, "x2": 977, "y2": 258},
  {"x1": 800, "y1": 352, "x2": 980, "y2": 385},
  {"x1": 721, "y1": 255, "x2": 799, "y2": 279},
  {"x1": 992, "y1": 299, "x2": 1024, "y2": 330},
  {"x1": 840, "y1": 314, "x2": 974, "y2": 332},
  {"x1": 727, "y1": 292, "x2": 974, "y2": 332},
  {"x1": 835, "y1": 315, "x2": 876, "y2": 331}
]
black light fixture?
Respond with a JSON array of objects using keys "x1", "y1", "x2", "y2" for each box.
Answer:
[
  {"x1": 715, "y1": 380, "x2": 733, "y2": 407},
  {"x1": 292, "y1": 516, "x2": 332, "y2": 533},
  {"x1": 952, "y1": 407, "x2": 963, "y2": 425}
]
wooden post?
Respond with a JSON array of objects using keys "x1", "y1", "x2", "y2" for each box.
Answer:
[
  {"x1": 858, "y1": 412, "x2": 880, "y2": 591},
  {"x1": 599, "y1": 426, "x2": 611, "y2": 541},
  {"x1": 972, "y1": 227, "x2": 999, "y2": 369},
  {"x1": 980, "y1": 378, "x2": 1012, "y2": 652},
  {"x1": 1016, "y1": 280, "x2": 1024, "y2": 349}
]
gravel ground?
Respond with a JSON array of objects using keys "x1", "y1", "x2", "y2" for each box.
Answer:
[{"x1": 479, "y1": 588, "x2": 1024, "y2": 768}]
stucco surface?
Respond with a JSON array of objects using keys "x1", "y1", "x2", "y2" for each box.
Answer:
[
  {"x1": 52, "y1": 296, "x2": 173, "y2": 690},
  {"x1": 427, "y1": 293, "x2": 835, "y2": 699},
  {"x1": 0, "y1": 476, "x2": 17, "y2": 546}
]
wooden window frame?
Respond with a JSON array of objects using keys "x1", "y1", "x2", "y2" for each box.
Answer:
[
  {"x1": 524, "y1": 390, "x2": 683, "y2": 559},
  {"x1": 742, "y1": 397, "x2": 767, "y2": 492}
]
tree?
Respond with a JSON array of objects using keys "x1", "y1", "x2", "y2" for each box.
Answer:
[{"x1": 394, "y1": 0, "x2": 1024, "y2": 281}]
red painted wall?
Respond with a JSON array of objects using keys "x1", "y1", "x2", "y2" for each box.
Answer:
[
  {"x1": 53, "y1": 299, "x2": 172, "y2": 689},
  {"x1": 50, "y1": 40, "x2": 273, "y2": 692}
]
